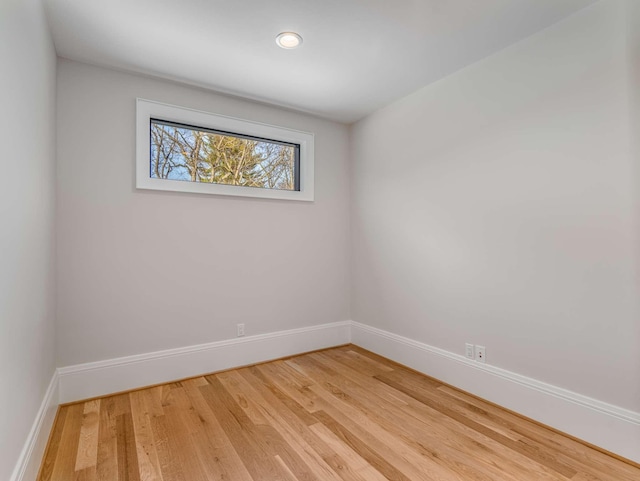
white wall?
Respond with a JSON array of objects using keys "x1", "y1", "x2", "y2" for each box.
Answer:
[
  {"x1": 0, "y1": 1, "x2": 57, "y2": 480},
  {"x1": 56, "y1": 60, "x2": 351, "y2": 366},
  {"x1": 351, "y1": 0, "x2": 640, "y2": 413}
]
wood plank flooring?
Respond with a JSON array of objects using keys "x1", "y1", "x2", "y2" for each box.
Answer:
[{"x1": 38, "y1": 345, "x2": 640, "y2": 481}]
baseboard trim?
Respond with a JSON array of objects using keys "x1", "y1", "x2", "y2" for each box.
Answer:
[
  {"x1": 10, "y1": 370, "x2": 59, "y2": 481},
  {"x1": 39, "y1": 320, "x2": 640, "y2": 467},
  {"x1": 58, "y1": 321, "x2": 351, "y2": 403},
  {"x1": 350, "y1": 321, "x2": 640, "y2": 464}
]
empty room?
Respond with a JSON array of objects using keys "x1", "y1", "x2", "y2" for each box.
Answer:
[{"x1": 2, "y1": 0, "x2": 640, "y2": 480}]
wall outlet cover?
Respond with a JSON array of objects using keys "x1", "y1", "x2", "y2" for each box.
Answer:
[{"x1": 465, "y1": 343, "x2": 475, "y2": 359}]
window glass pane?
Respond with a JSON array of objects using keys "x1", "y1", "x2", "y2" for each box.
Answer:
[{"x1": 150, "y1": 119, "x2": 300, "y2": 191}]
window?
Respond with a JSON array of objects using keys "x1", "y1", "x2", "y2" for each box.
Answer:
[{"x1": 136, "y1": 99, "x2": 314, "y2": 201}]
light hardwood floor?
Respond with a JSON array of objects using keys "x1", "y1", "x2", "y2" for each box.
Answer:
[{"x1": 38, "y1": 345, "x2": 639, "y2": 481}]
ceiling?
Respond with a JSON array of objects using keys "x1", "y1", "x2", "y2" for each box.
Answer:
[{"x1": 45, "y1": 0, "x2": 598, "y2": 123}]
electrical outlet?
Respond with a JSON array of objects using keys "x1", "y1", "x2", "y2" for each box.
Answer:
[
  {"x1": 465, "y1": 343, "x2": 475, "y2": 360},
  {"x1": 237, "y1": 323, "x2": 245, "y2": 337},
  {"x1": 475, "y1": 345, "x2": 486, "y2": 363}
]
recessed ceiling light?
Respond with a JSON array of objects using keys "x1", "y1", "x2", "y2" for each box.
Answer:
[{"x1": 276, "y1": 32, "x2": 303, "y2": 49}]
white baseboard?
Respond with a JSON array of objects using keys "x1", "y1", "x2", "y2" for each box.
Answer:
[
  {"x1": 351, "y1": 321, "x2": 640, "y2": 464},
  {"x1": 32, "y1": 319, "x2": 640, "y2": 473},
  {"x1": 58, "y1": 321, "x2": 352, "y2": 403},
  {"x1": 10, "y1": 370, "x2": 59, "y2": 481}
]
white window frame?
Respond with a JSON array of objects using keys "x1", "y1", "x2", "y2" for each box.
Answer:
[{"x1": 136, "y1": 98, "x2": 314, "y2": 201}]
